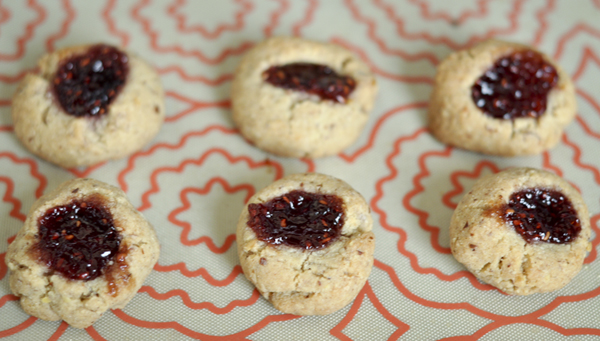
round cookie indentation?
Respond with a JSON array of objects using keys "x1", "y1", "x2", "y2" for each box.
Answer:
[
  {"x1": 471, "y1": 50, "x2": 558, "y2": 120},
  {"x1": 36, "y1": 196, "x2": 121, "y2": 281},
  {"x1": 53, "y1": 44, "x2": 129, "y2": 117},
  {"x1": 503, "y1": 188, "x2": 581, "y2": 244},
  {"x1": 247, "y1": 189, "x2": 344, "y2": 249},
  {"x1": 263, "y1": 62, "x2": 356, "y2": 103}
]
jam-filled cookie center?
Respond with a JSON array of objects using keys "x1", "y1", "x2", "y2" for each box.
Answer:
[
  {"x1": 247, "y1": 190, "x2": 344, "y2": 249},
  {"x1": 471, "y1": 50, "x2": 558, "y2": 120},
  {"x1": 263, "y1": 62, "x2": 356, "y2": 103},
  {"x1": 36, "y1": 197, "x2": 121, "y2": 280},
  {"x1": 53, "y1": 44, "x2": 129, "y2": 117},
  {"x1": 504, "y1": 188, "x2": 581, "y2": 243}
]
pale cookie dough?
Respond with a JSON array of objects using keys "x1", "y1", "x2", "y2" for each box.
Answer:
[
  {"x1": 12, "y1": 44, "x2": 165, "y2": 168},
  {"x1": 450, "y1": 167, "x2": 591, "y2": 295},
  {"x1": 428, "y1": 39, "x2": 576, "y2": 156},
  {"x1": 6, "y1": 178, "x2": 160, "y2": 328},
  {"x1": 237, "y1": 173, "x2": 375, "y2": 315},
  {"x1": 231, "y1": 36, "x2": 378, "y2": 158}
]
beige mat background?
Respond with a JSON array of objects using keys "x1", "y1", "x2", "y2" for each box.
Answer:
[{"x1": 0, "y1": 0, "x2": 599, "y2": 340}]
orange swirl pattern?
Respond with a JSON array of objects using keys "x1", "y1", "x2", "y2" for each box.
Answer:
[{"x1": 0, "y1": 1, "x2": 599, "y2": 339}]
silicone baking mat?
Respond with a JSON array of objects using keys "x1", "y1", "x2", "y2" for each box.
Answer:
[{"x1": 1, "y1": 0, "x2": 599, "y2": 340}]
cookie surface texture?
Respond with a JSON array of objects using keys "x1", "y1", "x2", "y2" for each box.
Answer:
[
  {"x1": 428, "y1": 39, "x2": 576, "y2": 156},
  {"x1": 450, "y1": 167, "x2": 591, "y2": 295},
  {"x1": 12, "y1": 44, "x2": 165, "y2": 168},
  {"x1": 237, "y1": 173, "x2": 375, "y2": 315},
  {"x1": 231, "y1": 36, "x2": 378, "y2": 158},
  {"x1": 5, "y1": 178, "x2": 160, "y2": 328}
]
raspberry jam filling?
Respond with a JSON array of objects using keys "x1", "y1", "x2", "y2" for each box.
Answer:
[
  {"x1": 503, "y1": 188, "x2": 581, "y2": 244},
  {"x1": 36, "y1": 197, "x2": 121, "y2": 280},
  {"x1": 53, "y1": 44, "x2": 129, "y2": 117},
  {"x1": 263, "y1": 62, "x2": 356, "y2": 103},
  {"x1": 471, "y1": 50, "x2": 558, "y2": 119},
  {"x1": 247, "y1": 190, "x2": 345, "y2": 249}
]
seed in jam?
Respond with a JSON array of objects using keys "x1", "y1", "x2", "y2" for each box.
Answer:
[
  {"x1": 503, "y1": 188, "x2": 581, "y2": 244},
  {"x1": 36, "y1": 198, "x2": 121, "y2": 281},
  {"x1": 53, "y1": 44, "x2": 129, "y2": 117},
  {"x1": 247, "y1": 190, "x2": 345, "y2": 249},
  {"x1": 263, "y1": 62, "x2": 356, "y2": 103},
  {"x1": 471, "y1": 50, "x2": 558, "y2": 119}
]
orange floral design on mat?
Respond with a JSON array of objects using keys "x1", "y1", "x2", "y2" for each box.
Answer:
[
  {"x1": 333, "y1": 37, "x2": 435, "y2": 84},
  {"x1": 0, "y1": 0, "x2": 45, "y2": 61},
  {"x1": 102, "y1": 0, "x2": 130, "y2": 47},
  {"x1": 153, "y1": 263, "x2": 244, "y2": 286},
  {"x1": 137, "y1": 148, "x2": 283, "y2": 212},
  {"x1": 46, "y1": 322, "x2": 68, "y2": 341},
  {"x1": 167, "y1": 0, "x2": 253, "y2": 39},
  {"x1": 407, "y1": 0, "x2": 492, "y2": 25},
  {"x1": 0, "y1": 317, "x2": 37, "y2": 338},
  {"x1": 118, "y1": 126, "x2": 239, "y2": 193},
  {"x1": 137, "y1": 286, "x2": 261, "y2": 314},
  {"x1": 168, "y1": 177, "x2": 253, "y2": 250},
  {"x1": 554, "y1": 23, "x2": 600, "y2": 60},
  {"x1": 371, "y1": 134, "x2": 497, "y2": 291},
  {"x1": 111, "y1": 308, "x2": 300, "y2": 340},
  {"x1": 44, "y1": 0, "x2": 75, "y2": 52},
  {"x1": 130, "y1": 0, "x2": 253, "y2": 64},
  {"x1": 375, "y1": 259, "x2": 600, "y2": 339},
  {"x1": 330, "y1": 282, "x2": 409, "y2": 340}
]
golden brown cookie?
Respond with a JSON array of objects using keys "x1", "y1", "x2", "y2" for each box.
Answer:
[
  {"x1": 428, "y1": 39, "x2": 576, "y2": 156},
  {"x1": 236, "y1": 173, "x2": 375, "y2": 315},
  {"x1": 450, "y1": 167, "x2": 591, "y2": 295},
  {"x1": 5, "y1": 178, "x2": 160, "y2": 328},
  {"x1": 231, "y1": 36, "x2": 378, "y2": 158},
  {"x1": 12, "y1": 44, "x2": 165, "y2": 168}
]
